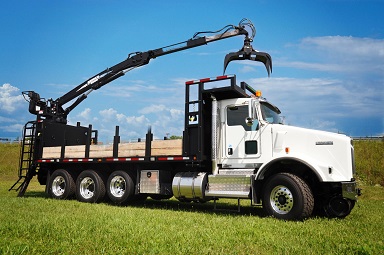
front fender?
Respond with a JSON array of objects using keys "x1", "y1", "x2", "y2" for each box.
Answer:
[{"x1": 255, "y1": 156, "x2": 329, "y2": 182}]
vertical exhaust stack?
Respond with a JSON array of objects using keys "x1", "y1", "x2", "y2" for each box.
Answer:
[{"x1": 211, "y1": 96, "x2": 219, "y2": 175}]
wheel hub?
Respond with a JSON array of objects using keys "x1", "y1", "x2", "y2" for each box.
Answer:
[
  {"x1": 278, "y1": 195, "x2": 287, "y2": 205},
  {"x1": 110, "y1": 176, "x2": 126, "y2": 198},
  {"x1": 52, "y1": 176, "x2": 66, "y2": 196},
  {"x1": 80, "y1": 177, "x2": 95, "y2": 199},
  {"x1": 270, "y1": 185, "x2": 294, "y2": 214}
]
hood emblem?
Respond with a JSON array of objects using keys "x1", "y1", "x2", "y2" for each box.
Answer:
[{"x1": 316, "y1": 141, "x2": 334, "y2": 145}]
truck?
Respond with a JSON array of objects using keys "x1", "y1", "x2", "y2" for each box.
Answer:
[{"x1": 10, "y1": 19, "x2": 360, "y2": 220}]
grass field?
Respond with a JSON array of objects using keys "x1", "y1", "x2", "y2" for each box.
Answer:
[
  {"x1": 354, "y1": 140, "x2": 384, "y2": 186},
  {"x1": 1, "y1": 142, "x2": 383, "y2": 254}
]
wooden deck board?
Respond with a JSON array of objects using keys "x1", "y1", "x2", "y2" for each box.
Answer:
[{"x1": 42, "y1": 140, "x2": 183, "y2": 158}]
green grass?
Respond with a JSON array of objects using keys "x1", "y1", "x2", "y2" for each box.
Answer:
[
  {"x1": 1, "y1": 180, "x2": 383, "y2": 254},
  {"x1": 0, "y1": 143, "x2": 19, "y2": 180},
  {"x1": 354, "y1": 140, "x2": 384, "y2": 186},
  {"x1": 1, "y1": 142, "x2": 384, "y2": 254}
]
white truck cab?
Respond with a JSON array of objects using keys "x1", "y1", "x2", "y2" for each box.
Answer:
[
  {"x1": 219, "y1": 95, "x2": 355, "y2": 183},
  {"x1": 193, "y1": 76, "x2": 359, "y2": 219}
]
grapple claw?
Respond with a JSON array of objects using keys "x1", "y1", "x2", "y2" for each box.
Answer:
[{"x1": 223, "y1": 39, "x2": 272, "y2": 76}]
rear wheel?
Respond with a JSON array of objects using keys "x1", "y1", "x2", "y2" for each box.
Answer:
[
  {"x1": 49, "y1": 169, "x2": 75, "y2": 199},
  {"x1": 76, "y1": 170, "x2": 105, "y2": 203},
  {"x1": 106, "y1": 171, "x2": 135, "y2": 204},
  {"x1": 263, "y1": 173, "x2": 314, "y2": 220}
]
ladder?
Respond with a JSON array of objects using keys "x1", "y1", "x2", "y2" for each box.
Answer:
[{"x1": 9, "y1": 121, "x2": 37, "y2": 197}]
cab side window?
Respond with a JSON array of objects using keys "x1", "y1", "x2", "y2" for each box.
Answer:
[{"x1": 227, "y1": 105, "x2": 251, "y2": 131}]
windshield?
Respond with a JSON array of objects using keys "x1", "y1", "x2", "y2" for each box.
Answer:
[{"x1": 260, "y1": 102, "x2": 281, "y2": 124}]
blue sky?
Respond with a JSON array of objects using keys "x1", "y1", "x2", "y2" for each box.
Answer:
[{"x1": 1, "y1": 0, "x2": 383, "y2": 142}]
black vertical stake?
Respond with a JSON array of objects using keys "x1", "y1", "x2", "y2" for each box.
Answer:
[
  {"x1": 113, "y1": 126, "x2": 120, "y2": 158},
  {"x1": 60, "y1": 130, "x2": 66, "y2": 159},
  {"x1": 183, "y1": 82, "x2": 192, "y2": 156},
  {"x1": 240, "y1": 81, "x2": 246, "y2": 91},
  {"x1": 85, "y1": 124, "x2": 92, "y2": 158},
  {"x1": 198, "y1": 82, "x2": 203, "y2": 161},
  {"x1": 35, "y1": 121, "x2": 43, "y2": 160},
  {"x1": 145, "y1": 127, "x2": 153, "y2": 157}
]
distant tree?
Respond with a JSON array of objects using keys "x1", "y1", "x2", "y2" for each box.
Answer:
[{"x1": 169, "y1": 135, "x2": 182, "y2": 140}]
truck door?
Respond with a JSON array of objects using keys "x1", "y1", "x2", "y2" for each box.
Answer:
[{"x1": 225, "y1": 103, "x2": 261, "y2": 162}]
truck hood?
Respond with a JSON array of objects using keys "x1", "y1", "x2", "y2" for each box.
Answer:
[{"x1": 269, "y1": 124, "x2": 354, "y2": 182}]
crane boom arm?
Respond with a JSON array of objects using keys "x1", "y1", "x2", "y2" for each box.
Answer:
[
  {"x1": 58, "y1": 28, "x2": 247, "y2": 106},
  {"x1": 24, "y1": 18, "x2": 271, "y2": 124}
]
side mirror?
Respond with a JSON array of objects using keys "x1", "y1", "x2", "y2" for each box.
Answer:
[
  {"x1": 246, "y1": 117, "x2": 260, "y2": 130},
  {"x1": 245, "y1": 117, "x2": 253, "y2": 127}
]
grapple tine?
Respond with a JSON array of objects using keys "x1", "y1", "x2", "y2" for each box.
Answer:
[
  {"x1": 223, "y1": 49, "x2": 272, "y2": 76},
  {"x1": 223, "y1": 51, "x2": 246, "y2": 74},
  {"x1": 252, "y1": 51, "x2": 272, "y2": 76}
]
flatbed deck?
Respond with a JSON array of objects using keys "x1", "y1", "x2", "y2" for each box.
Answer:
[{"x1": 42, "y1": 139, "x2": 182, "y2": 159}]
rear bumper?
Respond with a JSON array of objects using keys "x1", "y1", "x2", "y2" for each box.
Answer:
[{"x1": 341, "y1": 181, "x2": 361, "y2": 200}]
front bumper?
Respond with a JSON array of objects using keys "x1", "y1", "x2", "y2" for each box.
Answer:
[{"x1": 341, "y1": 181, "x2": 361, "y2": 200}]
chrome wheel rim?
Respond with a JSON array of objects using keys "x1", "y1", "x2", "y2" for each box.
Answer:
[
  {"x1": 270, "y1": 185, "x2": 294, "y2": 214},
  {"x1": 52, "y1": 176, "x2": 65, "y2": 196},
  {"x1": 80, "y1": 177, "x2": 95, "y2": 199},
  {"x1": 110, "y1": 176, "x2": 126, "y2": 198}
]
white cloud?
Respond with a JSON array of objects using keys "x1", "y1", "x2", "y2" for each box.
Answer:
[
  {"x1": 170, "y1": 108, "x2": 183, "y2": 118},
  {"x1": 0, "y1": 84, "x2": 31, "y2": 136},
  {"x1": 99, "y1": 108, "x2": 118, "y2": 120},
  {"x1": 237, "y1": 35, "x2": 384, "y2": 135},
  {"x1": 235, "y1": 36, "x2": 384, "y2": 75},
  {"x1": 1, "y1": 123, "x2": 24, "y2": 134},
  {"x1": 287, "y1": 36, "x2": 384, "y2": 74},
  {"x1": 239, "y1": 65, "x2": 257, "y2": 73},
  {"x1": 78, "y1": 108, "x2": 91, "y2": 120},
  {"x1": 99, "y1": 108, "x2": 150, "y2": 126},
  {"x1": 116, "y1": 113, "x2": 126, "y2": 122},
  {"x1": 0, "y1": 116, "x2": 17, "y2": 123},
  {"x1": 300, "y1": 36, "x2": 384, "y2": 58},
  {"x1": 247, "y1": 76, "x2": 383, "y2": 132},
  {"x1": 126, "y1": 115, "x2": 149, "y2": 125},
  {"x1": 99, "y1": 81, "x2": 158, "y2": 98},
  {"x1": 138, "y1": 104, "x2": 184, "y2": 128},
  {"x1": 170, "y1": 78, "x2": 196, "y2": 86},
  {"x1": 0, "y1": 83, "x2": 24, "y2": 113},
  {"x1": 307, "y1": 119, "x2": 338, "y2": 133},
  {"x1": 275, "y1": 61, "x2": 347, "y2": 72},
  {"x1": 84, "y1": 102, "x2": 185, "y2": 142},
  {"x1": 139, "y1": 104, "x2": 167, "y2": 114}
]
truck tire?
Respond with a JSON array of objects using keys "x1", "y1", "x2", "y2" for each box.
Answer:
[
  {"x1": 49, "y1": 169, "x2": 75, "y2": 199},
  {"x1": 262, "y1": 173, "x2": 314, "y2": 220},
  {"x1": 76, "y1": 170, "x2": 106, "y2": 203},
  {"x1": 106, "y1": 171, "x2": 135, "y2": 204}
]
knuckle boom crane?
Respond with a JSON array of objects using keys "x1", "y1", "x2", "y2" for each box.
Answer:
[
  {"x1": 24, "y1": 18, "x2": 271, "y2": 125},
  {"x1": 11, "y1": 18, "x2": 359, "y2": 221}
]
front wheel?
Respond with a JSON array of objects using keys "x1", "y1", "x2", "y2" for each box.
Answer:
[
  {"x1": 262, "y1": 173, "x2": 314, "y2": 220},
  {"x1": 76, "y1": 170, "x2": 105, "y2": 203}
]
